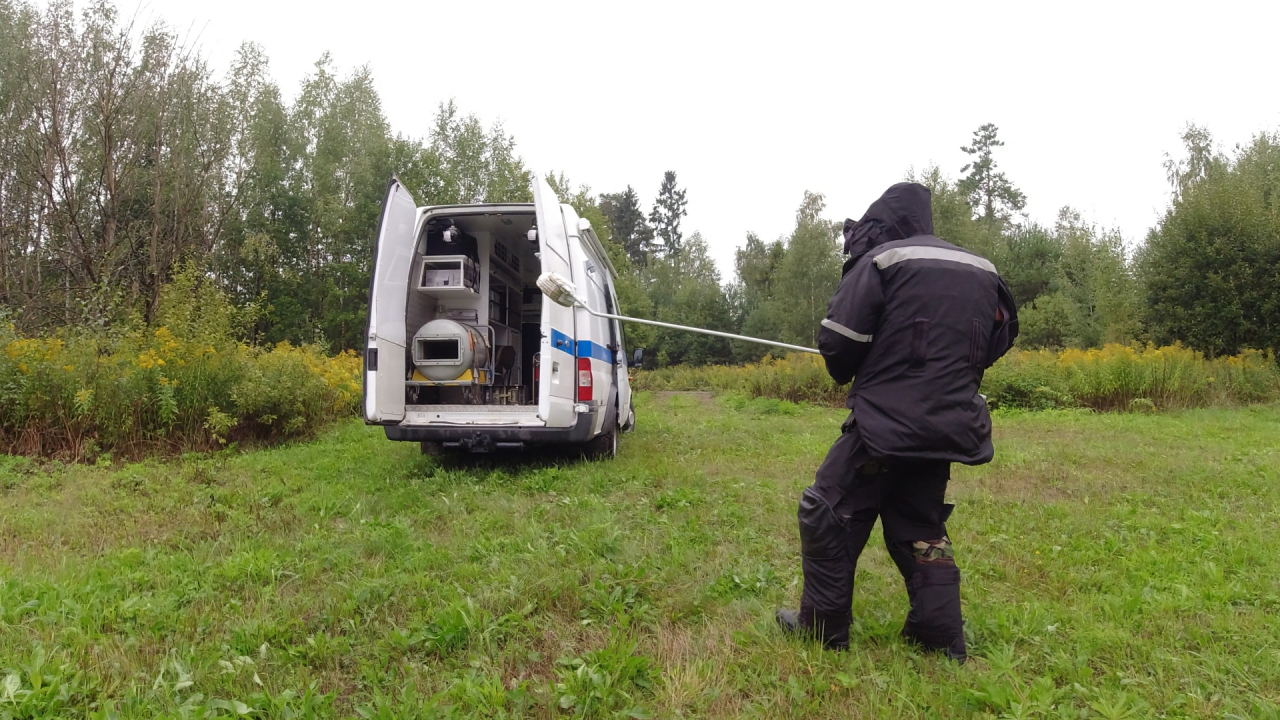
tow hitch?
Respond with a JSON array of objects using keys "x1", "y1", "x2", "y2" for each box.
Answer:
[{"x1": 443, "y1": 433, "x2": 525, "y2": 453}]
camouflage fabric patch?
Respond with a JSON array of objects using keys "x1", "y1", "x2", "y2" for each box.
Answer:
[{"x1": 912, "y1": 536, "x2": 954, "y2": 564}]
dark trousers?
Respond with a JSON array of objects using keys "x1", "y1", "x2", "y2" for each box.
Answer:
[{"x1": 797, "y1": 429, "x2": 966, "y2": 658}]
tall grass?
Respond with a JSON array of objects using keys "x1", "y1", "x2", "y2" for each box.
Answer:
[
  {"x1": 0, "y1": 273, "x2": 361, "y2": 460},
  {"x1": 984, "y1": 344, "x2": 1279, "y2": 410},
  {"x1": 633, "y1": 344, "x2": 1280, "y2": 411},
  {"x1": 634, "y1": 354, "x2": 847, "y2": 407}
]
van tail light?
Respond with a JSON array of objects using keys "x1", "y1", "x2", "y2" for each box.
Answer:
[{"x1": 577, "y1": 357, "x2": 593, "y2": 402}]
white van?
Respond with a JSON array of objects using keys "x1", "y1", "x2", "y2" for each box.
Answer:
[{"x1": 363, "y1": 176, "x2": 639, "y2": 457}]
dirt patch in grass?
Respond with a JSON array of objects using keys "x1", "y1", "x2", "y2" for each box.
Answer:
[{"x1": 651, "y1": 620, "x2": 745, "y2": 716}]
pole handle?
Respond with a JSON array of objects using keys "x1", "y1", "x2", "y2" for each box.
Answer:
[{"x1": 578, "y1": 306, "x2": 820, "y2": 355}]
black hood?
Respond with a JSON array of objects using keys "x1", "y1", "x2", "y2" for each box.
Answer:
[{"x1": 842, "y1": 183, "x2": 935, "y2": 270}]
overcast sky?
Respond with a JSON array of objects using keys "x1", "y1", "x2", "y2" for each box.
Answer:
[{"x1": 131, "y1": 0, "x2": 1279, "y2": 275}]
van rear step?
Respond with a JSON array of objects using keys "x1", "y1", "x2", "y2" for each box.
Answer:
[{"x1": 404, "y1": 405, "x2": 541, "y2": 427}]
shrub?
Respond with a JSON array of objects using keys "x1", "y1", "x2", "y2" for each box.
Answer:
[
  {"x1": 632, "y1": 344, "x2": 1280, "y2": 412},
  {"x1": 0, "y1": 275, "x2": 361, "y2": 459},
  {"x1": 984, "y1": 344, "x2": 1280, "y2": 411}
]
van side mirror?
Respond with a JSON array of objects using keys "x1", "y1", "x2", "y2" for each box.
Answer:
[{"x1": 628, "y1": 348, "x2": 644, "y2": 369}]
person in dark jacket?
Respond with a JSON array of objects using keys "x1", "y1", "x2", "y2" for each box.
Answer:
[{"x1": 775, "y1": 182, "x2": 1018, "y2": 662}]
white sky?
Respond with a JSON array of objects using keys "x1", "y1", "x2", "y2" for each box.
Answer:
[{"x1": 130, "y1": 0, "x2": 1279, "y2": 277}]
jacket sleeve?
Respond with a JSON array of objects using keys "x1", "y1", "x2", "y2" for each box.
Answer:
[
  {"x1": 818, "y1": 257, "x2": 883, "y2": 384},
  {"x1": 983, "y1": 275, "x2": 1020, "y2": 368}
]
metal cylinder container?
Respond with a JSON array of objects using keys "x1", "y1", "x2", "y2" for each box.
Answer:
[{"x1": 411, "y1": 319, "x2": 489, "y2": 381}]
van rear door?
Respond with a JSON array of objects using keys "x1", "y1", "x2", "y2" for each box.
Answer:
[
  {"x1": 533, "y1": 177, "x2": 577, "y2": 427},
  {"x1": 364, "y1": 178, "x2": 418, "y2": 424}
]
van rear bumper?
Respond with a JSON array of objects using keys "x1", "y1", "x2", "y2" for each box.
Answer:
[{"x1": 384, "y1": 410, "x2": 595, "y2": 446}]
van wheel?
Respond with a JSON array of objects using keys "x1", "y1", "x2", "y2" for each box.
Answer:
[
  {"x1": 420, "y1": 441, "x2": 444, "y2": 457},
  {"x1": 584, "y1": 426, "x2": 617, "y2": 460}
]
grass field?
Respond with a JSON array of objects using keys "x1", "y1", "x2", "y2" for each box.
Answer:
[{"x1": 2, "y1": 393, "x2": 1279, "y2": 719}]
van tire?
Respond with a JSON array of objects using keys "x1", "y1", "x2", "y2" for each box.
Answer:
[
  {"x1": 585, "y1": 395, "x2": 619, "y2": 460},
  {"x1": 585, "y1": 426, "x2": 617, "y2": 459},
  {"x1": 621, "y1": 399, "x2": 636, "y2": 432}
]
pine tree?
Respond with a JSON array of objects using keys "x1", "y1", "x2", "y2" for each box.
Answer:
[
  {"x1": 958, "y1": 123, "x2": 1026, "y2": 228},
  {"x1": 600, "y1": 186, "x2": 653, "y2": 265},
  {"x1": 648, "y1": 170, "x2": 688, "y2": 257}
]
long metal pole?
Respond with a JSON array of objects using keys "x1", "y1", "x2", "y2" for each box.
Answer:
[{"x1": 575, "y1": 304, "x2": 820, "y2": 355}]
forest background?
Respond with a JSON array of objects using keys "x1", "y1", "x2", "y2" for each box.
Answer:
[{"x1": 3, "y1": 0, "x2": 1279, "y2": 372}]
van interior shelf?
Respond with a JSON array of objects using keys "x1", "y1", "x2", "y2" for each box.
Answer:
[{"x1": 416, "y1": 284, "x2": 478, "y2": 296}]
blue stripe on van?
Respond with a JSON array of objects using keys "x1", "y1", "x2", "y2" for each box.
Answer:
[
  {"x1": 550, "y1": 328, "x2": 574, "y2": 355},
  {"x1": 576, "y1": 340, "x2": 614, "y2": 365},
  {"x1": 549, "y1": 329, "x2": 613, "y2": 364}
]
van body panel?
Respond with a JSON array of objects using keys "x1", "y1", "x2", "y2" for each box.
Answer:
[
  {"x1": 533, "y1": 178, "x2": 577, "y2": 428},
  {"x1": 364, "y1": 178, "x2": 419, "y2": 424},
  {"x1": 565, "y1": 210, "x2": 632, "y2": 434},
  {"x1": 564, "y1": 203, "x2": 612, "y2": 435}
]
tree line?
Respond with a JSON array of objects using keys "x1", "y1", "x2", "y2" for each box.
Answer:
[
  {"x1": 0, "y1": 0, "x2": 530, "y2": 350},
  {"x1": 577, "y1": 122, "x2": 1280, "y2": 364},
  {"x1": 2, "y1": 1, "x2": 1277, "y2": 363}
]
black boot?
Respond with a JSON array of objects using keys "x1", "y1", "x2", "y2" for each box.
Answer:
[
  {"x1": 775, "y1": 608, "x2": 803, "y2": 635},
  {"x1": 901, "y1": 564, "x2": 966, "y2": 662},
  {"x1": 775, "y1": 608, "x2": 849, "y2": 651}
]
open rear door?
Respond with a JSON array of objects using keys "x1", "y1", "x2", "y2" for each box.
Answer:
[
  {"x1": 364, "y1": 178, "x2": 418, "y2": 424},
  {"x1": 534, "y1": 176, "x2": 578, "y2": 428}
]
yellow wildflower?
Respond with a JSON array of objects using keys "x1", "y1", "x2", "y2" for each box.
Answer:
[{"x1": 135, "y1": 350, "x2": 160, "y2": 370}]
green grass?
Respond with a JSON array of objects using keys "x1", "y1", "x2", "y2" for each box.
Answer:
[{"x1": 2, "y1": 392, "x2": 1279, "y2": 718}]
